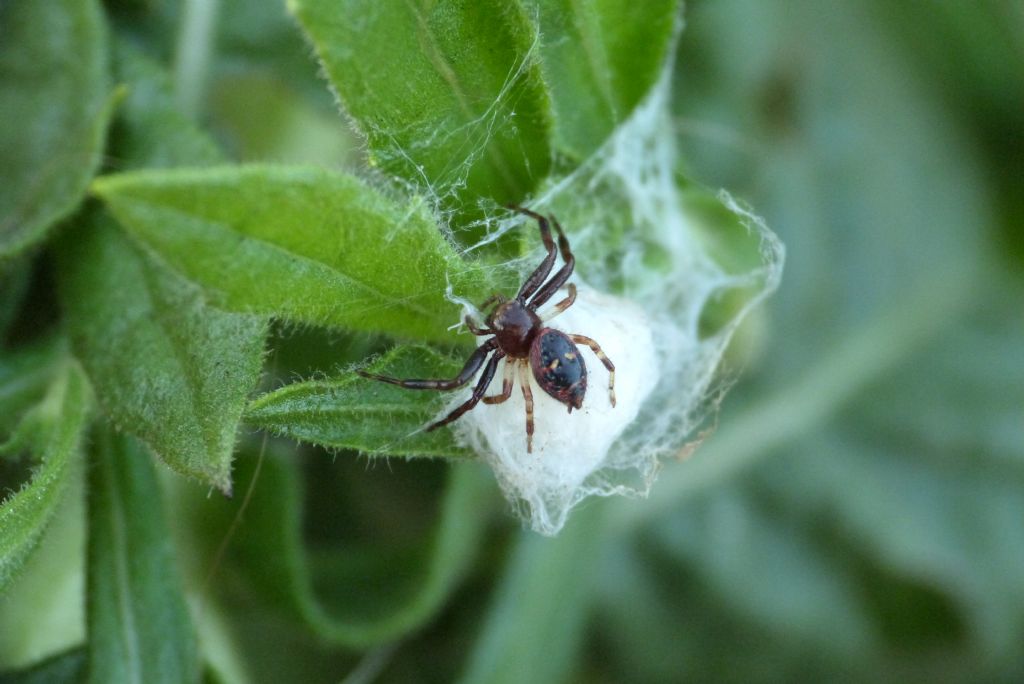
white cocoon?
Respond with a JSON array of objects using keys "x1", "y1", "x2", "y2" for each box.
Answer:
[{"x1": 451, "y1": 286, "x2": 658, "y2": 535}]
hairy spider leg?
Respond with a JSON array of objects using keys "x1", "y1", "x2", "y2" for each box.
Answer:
[
  {"x1": 508, "y1": 205, "x2": 559, "y2": 302},
  {"x1": 464, "y1": 315, "x2": 493, "y2": 336},
  {"x1": 356, "y1": 338, "x2": 498, "y2": 390},
  {"x1": 569, "y1": 334, "x2": 616, "y2": 407},
  {"x1": 541, "y1": 283, "x2": 577, "y2": 321},
  {"x1": 426, "y1": 352, "x2": 506, "y2": 431},
  {"x1": 483, "y1": 358, "x2": 516, "y2": 405},
  {"x1": 528, "y1": 215, "x2": 574, "y2": 308},
  {"x1": 518, "y1": 362, "x2": 536, "y2": 452},
  {"x1": 479, "y1": 292, "x2": 509, "y2": 310}
]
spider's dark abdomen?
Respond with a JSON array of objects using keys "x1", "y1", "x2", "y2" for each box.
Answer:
[{"x1": 530, "y1": 328, "x2": 587, "y2": 410}]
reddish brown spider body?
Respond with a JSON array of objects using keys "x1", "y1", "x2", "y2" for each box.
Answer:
[
  {"x1": 358, "y1": 206, "x2": 615, "y2": 452},
  {"x1": 488, "y1": 299, "x2": 540, "y2": 357}
]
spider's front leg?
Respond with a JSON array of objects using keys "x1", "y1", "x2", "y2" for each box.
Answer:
[
  {"x1": 507, "y1": 205, "x2": 558, "y2": 302},
  {"x1": 542, "y1": 283, "x2": 576, "y2": 321},
  {"x1": 464, "y1": 315, "x2": 493, "y2": 336},
  {"x1": 357, "y1": 339, "x2": 497, "y2": 390},
  {"x1": 528, "y1": 215, "x2": 574, "y2": 308},
  {"x1": 426, "y1": 352, "x2": 506, "y2": 431}
]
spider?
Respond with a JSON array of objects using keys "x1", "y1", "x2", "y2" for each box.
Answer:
[{"x1": 358, "y1": 206, "x2": 616, "y2": 453}]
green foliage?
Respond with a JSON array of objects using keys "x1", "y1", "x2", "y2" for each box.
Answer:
[
  {"x1": 0, "y1": 262, "x2": 31, "y2": 342},
  {"x1": 0, "y1": 0, "x2": 112, "y2": 261},
  {"x1": 0, "y1": 361, "x2": 90, "y2": 593},
  {"x1": 110, "y1": 40, "x2": 224, "y2": 169},
  {"x1": 0, "y1": 649, "x2": 85, "y2": 684},
  {"x1": 86, "y1": 427, "x2": 199, "y2": 684},
  {"x1": 57, "y1": 214, "x2": 266, "y2": 493},
  {"x1": 93, "y1": 165, "x2": 490, "y2": 341},
  {"x1": 521, "y1": 0, "x2": 678, "y2": 160},
  {"x1": 290, "y1": 0, "x2": 553, "y2": 221},
  {"x1": 246, "y1": 345, "x2": 472, "y2": 458},
  {"x1": 459, "y1": 508, "x2": 605, "y2": 684},
  {"x1": 0, "y1": 340, "x2": 62, "y2": 435},
  {"x1": 593, "y1": 2, "x2": 1024, "y2": 681},
  {"x1": 191, "y1": 444, "x2": 494, "y2": 648},
  {"x1": 1, "y1": 0, "x2": 1020, "y2": 681},
  {"x1": 56, "y1": 41, "x2": 267, "y2": 492}
]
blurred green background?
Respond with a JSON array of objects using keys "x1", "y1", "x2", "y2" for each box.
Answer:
[{"x1": 3, "y1": 0, "x2": 1023, "y2": 682}]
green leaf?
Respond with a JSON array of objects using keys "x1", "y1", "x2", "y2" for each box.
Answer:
[
  {"x1": 86, "y1": 427, "x2": 199, "y2": 684},
  {"x1": 92, "y1": 165, "x2": 493, "y2": 340},
  {"x1": 246, "y1": 345, "x2": 472, "y2": 459},
  {"x1": 110, "y1": 39, "x2": 224, "y2": 170},
  {"x1": 56, "y1": 44, "x2": 268, "y2": 492},
  {"x1": 209, "y1": 0, "x2": 357, "y2": 165},
  {"x1": 0, "y1": 459, "x2": 85, "y2": 669},
  {"x1": 289, "y1": 0, "x2": 553, "y2": 219},
  {"x1": 57, "y1": 214, "x2": 266, "y2": 493},
  {"x1": 0, "y1": 339, "x2": 62, "y2": 436},
  {"x1": 0, "y1": 436, "x2": 85, "y2": 671},
  {"x1": 0, "y1": 649, "x2": 85, "y2": 684},
  {"x1": 204, "y1": 446, "x2": 494, "y2": 647},
  {"x1": 458, "y1": 508, "x2": 604, "y2": 684},
  {"x1": 208, "y1": 71, "x2": 357, "y2": 166},
  {"x1": 522, "y1": 0, "x2": 679, "y2": 160},
  {"x1": 0, "y1": 260, "x2": 32, "y2": 343},
  {"x1": 0, "y1": 361, "x2": 90, "y2": 592},
  {"x1": 0, "y1": 0, "x2": 112, "y2": 260}
]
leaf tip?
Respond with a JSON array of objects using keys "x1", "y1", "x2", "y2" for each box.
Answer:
[{"x1": 88, "y1": 175, "x2": 116, "y2": 199}]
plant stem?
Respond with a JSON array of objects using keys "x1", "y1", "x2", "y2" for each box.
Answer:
[{"x1": 173, "y1": 0, "x2": 220, "y2": 120}]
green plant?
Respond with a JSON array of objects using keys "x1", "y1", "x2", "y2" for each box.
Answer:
[
  {"x1": 1, "y1": 0, "x2": 781, "y2": 679},
  {"x1": 3, "y1": 0, "x2": 1020, "y2": 682}
]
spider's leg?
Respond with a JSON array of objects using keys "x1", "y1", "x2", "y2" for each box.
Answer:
[
  {"x1": 483, "y1": 358, "x2": 516, "y2": 404},
  {"x1": 569, "y1": 334, "x2": 616, "y2": 407},
  {"x1": 518, "y1": 362, "x2": 535, "y2": 452},
  {"x1": 507, "y1": 205, "x2": 558, "y2": 302},
  {"x1": 426, "y1": 352, "x2": 505, "y2": 431},
  {"x1": 541, "y1": 283, "x2": 576, "y2": 321},
  {"x1": 357, "y1": 339, "x2": 497, "y2": 390},
  {"x1": 480, "y1": 292, "x2": 509, "y2": 310},
  {"x1": 465, "y1": 315, "x2": 493, "y2": 336},
  {"x1": 528, "y1": 215, "x2": 574, "y2": 308}
]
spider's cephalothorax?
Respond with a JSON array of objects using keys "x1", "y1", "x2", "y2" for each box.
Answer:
[{"x1": 358, "y1": 206, "x2": 615, "y2": 453}]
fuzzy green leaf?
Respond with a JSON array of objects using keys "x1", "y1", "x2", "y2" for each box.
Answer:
[
  {"x1": 0, "y1": 460, "x2": 85, "y2": 671},
  {"x1": 246, "y1": 345, "x2": 472, "y2": 459},
  {"x1": 86, "y1": 427, "x2": 199, "y2": 684},
  {"x1": 92, "y1": 165, "x2": 491, "y2": 340},
  {"x1": 199, "y1": 447, "x2": 493, "y2": 647},
  {"x1": 0, "y1": 362, "x2": 90, "y2": 592},
  {"x1": 0, "y1": 0, "x2": 112, "y2": 260},
  {"x1": 523, "y1": 0, "x2": 679, "y2": 160},
  {"x1": 56, "y1": 45, "x2": 267, "y2": 492},
  {"x1": 57, "y1": 215, "x2": 266, "y2": 493},
  {"x1": 289, "y1": 0, "x2": 553, "y2": 219}
]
